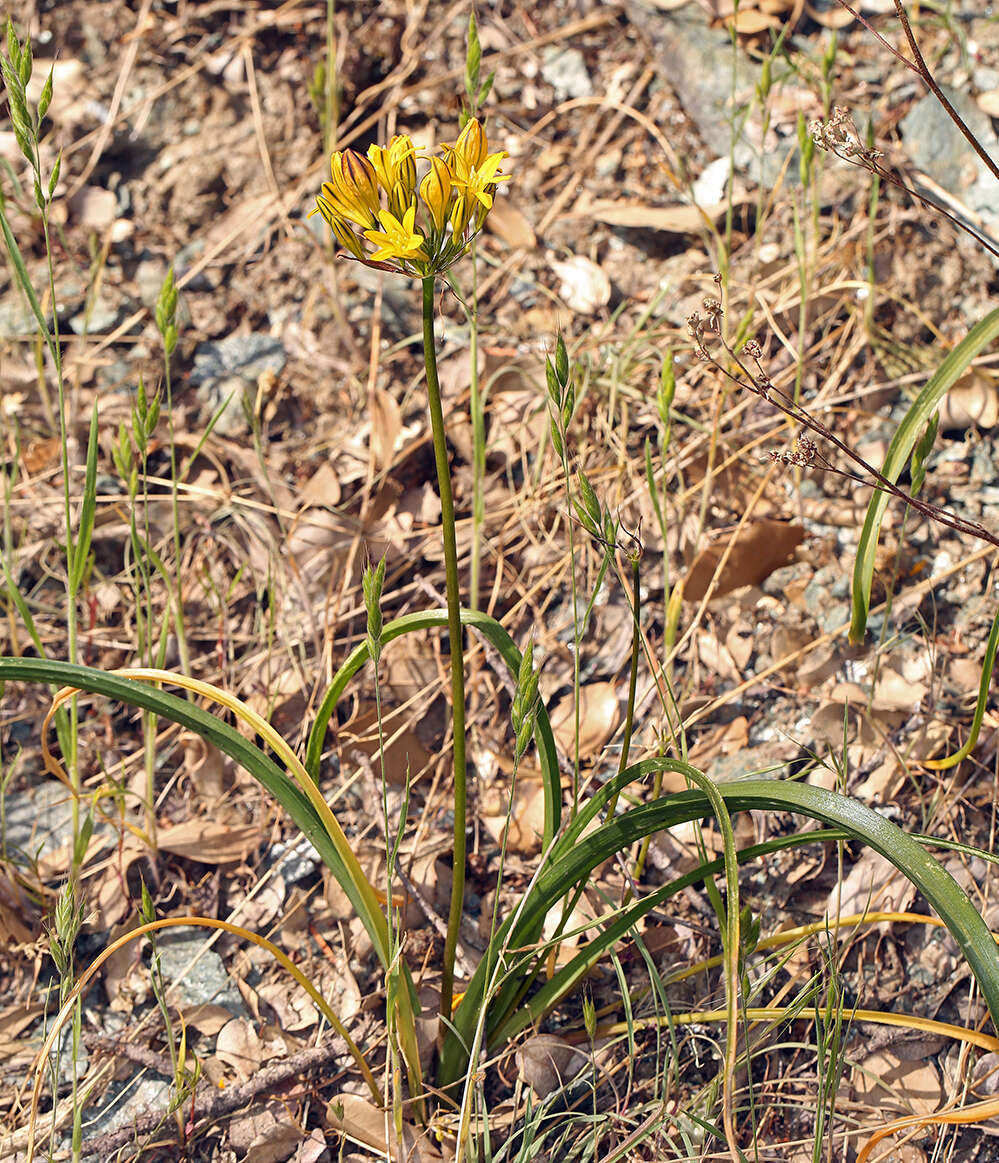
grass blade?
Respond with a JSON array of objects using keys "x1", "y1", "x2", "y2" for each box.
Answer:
[
  {"x1": 307, "y1": 608, "x2": 562, "y2": 848},
  {"x1": 850, "y1": 306, "x2": 999, "y2": 642}
]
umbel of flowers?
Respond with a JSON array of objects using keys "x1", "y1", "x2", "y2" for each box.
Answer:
[{"x1": 312, "y1": 118, "x2": 509, "y2": 276}]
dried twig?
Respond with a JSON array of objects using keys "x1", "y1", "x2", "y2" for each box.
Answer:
[{"x1": 77, "y1": 1033, "x2": 348, "y2": 1159}]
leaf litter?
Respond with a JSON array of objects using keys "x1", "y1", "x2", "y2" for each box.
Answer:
[{"x1": 3, "y1": 0, "x2": 999, "y2": 1159}]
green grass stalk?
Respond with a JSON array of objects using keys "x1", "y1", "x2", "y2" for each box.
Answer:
[{"x1": 422, "y1": 274, "x2": 468, "y2": 1027}]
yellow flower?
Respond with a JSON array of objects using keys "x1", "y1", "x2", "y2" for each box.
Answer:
[
  {"x1": 420, "y1": 157, "x2": 453, "y2": 233},
  {"x1": 449, "y1": 192, "x2": 471, "y2": 237},
  {"x1": 317, "y1": 149, "x2": 380, "y2": 229},
  {"x1": 442, "y1": 118, "x2": 510, "y2": 220},
  {"x1": 314, "y1": 119, "x2": 512, "y2": 275},
  {"x1": 362, "y1": 203, "x2": 428, "y2": 264},
  {"x1": 367, "y1": 135, "x2": 418, "y2": 217},
  {"x1": 325, "y1": 212, "x2": 368, "y2": 261},
  {"x1": 452, "y1": 118, "x2": 489, "y2": 171},
  {"x1": 460, "y1": 151, "x2": 509, "y2": 212}
]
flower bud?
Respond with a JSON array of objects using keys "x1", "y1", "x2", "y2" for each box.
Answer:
[
  {"x1": 420, "y1": 157, "x2": 452, "y2": 232},
  {"x1": 454, "y1": 118, "x2": 488, "y2": 171},
  {"x1": 327, "y1": 149, "x2": 380, "y2": 228}
]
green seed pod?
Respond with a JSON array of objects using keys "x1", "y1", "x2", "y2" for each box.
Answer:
[{"x1": 37, "y1": 67, "x2": 52, "y2": 120}]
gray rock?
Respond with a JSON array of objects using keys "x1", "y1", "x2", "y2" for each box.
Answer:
[
  {"x1": 630, "y1": 3, "x2": 791, "y2": 188},
  {"x1": 541, "y1": 47, "x2": 593, "y2": 101},
  {"x1": 901, "y1": 87, "x2": 999, "y2": 227},
  {"x1": 69, "y1": 294, "x2": 120, "y2": 335},
  {"x1": 974, "y1": 67, "x2": 999, "y2": 94},
  {"x1": 0, "y1": 293, "x2": 42, "y2": 337},
  {"x1": 269, "y1": 835, "x2": 320, "y2": 883},
  {"x1": 49, "y1": 1023, "x2": 89, "y2": 1081},
  {"x1": 81, "y1": 1077, "x2": 170, "y2": 1158},
  {"x1": 155, "y1": 928, "x2": 244, "y2": 1012},
  {"x1": 134, "y1": 256, "x2": 170, "y2": 308},
  {"x1": 4, "y1": 780, "x2": 103, "y2": 864},
  {"x1": 194, "y1": 373, "x2": 251, "y2": 437},
  {"x1": 190, "y1": 333, "x2": 286, "y2": 385},
  {"x1": 804, "y1": 564, "x2": 850, "y2": 632}
]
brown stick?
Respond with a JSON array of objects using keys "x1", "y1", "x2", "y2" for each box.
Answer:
[{"x1": 78, "y1": 1034, "x2": 348, "y2": 1158}]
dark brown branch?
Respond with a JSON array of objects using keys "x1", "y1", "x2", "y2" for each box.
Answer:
[
  {"x1": 713, "y1": 342, "x2": 999, "y2": 553},
  {"x1": 891, "y1": 0, "x2": 999, "y2": 187},
  {"x1": 78, "y1": 1033, "x2": 349, "y2": 1159}
]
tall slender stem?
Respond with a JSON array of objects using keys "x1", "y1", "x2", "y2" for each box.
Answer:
[
  {"x1": 468, "y1": 245, "x2": 484, "y2": 612},
  {"x1": 422, "y1": 275, "x2": 467, "y2": 1025}
]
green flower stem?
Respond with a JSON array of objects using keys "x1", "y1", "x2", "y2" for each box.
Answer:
[{"x1": 422, "y1": 275, "x2": 467, "y2": 1025}]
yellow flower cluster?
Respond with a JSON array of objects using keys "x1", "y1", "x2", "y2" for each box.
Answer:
[{"x1": 313, "y1": 119, "x2": 510, "y2": 276}]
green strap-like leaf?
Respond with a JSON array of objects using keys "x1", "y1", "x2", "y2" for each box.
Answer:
[
  {"x1": 70, "y1": 401, "x2": 100, "y2": 594},
  {"x1": 307, "y1": 608, "x2": 562, "y2": 847},
  {"x1": 0, "y1": 658, "x2": 382, "y2": 946},
  {"x1": 440, "y1": 764, "x2": 999, "y2": 1084},
  {"x1": 850, "y1": 307, "x2": 999, "y2": 643},
  {"x1": 492, "y1": 828, "x2": 849, "y2": 1047}
]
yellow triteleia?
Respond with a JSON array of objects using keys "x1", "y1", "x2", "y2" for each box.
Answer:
[
  {"x1": 362, "y1": 203, "x2": 427, "y2": 264},
  {"x1": 420, "y1": 156, "x2": 453, "y2": 232},
  {"x1": 367, "y1": 134, "x2": 418, "y2": 217}
]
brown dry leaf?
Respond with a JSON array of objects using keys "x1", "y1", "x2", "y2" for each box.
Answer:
[
  {"x1": 827, "y1": 847, "x2": 915, "y2": 922},
  {"x1": 939, "y1": 370, "x2": 999, "y2": 430},
  {"x1": 369, "y1": 386, "x2": 403, "y2": 471},
  {"x1": 726, "y1": 622, "x2": 754, "y2": 670},
  {"x1": 101, "y1": 918, "x2": 146, "y2": 1007},
  {"x1": 870, "y1": 668, "x2": 927, "y2": 712},
  {"x1": 728, "y1": 8, "x2": 781, "y2": 31},
  {"x1": 22, "y1": 436, "x2": 61, "y2": 474},
  {"x1": 216, "y1": 1017, "x2": 264, "y2": 1083},
  {"x1": 325, "y1": 845, "x2": 385, "y2": 920},
  {"x1": 233, "y1": 877, "x2": 286, "y2": 931},
  {"x1": 326, "y1": 1094, "x2": 442, "y2": 1161},
  {"x1": 696, "y1": 627, "x2": 739, "y2": 681},
  {"x1": 578, "y1": 198, "x2": 742, "y2": 234},
  {"x1": 490, "y1": 384, "x2": 549, "y2": 464},
  {"x1": 298, "y1": 459, "x2": 342, "y2": 508},
  {"x1": 805, "y1": 0, "x2": 856, "y2": 26},
  {"x1": 258, "y1": 976, "x2": 320, "y2": 1032},
  {"x1": 549, "y1": 682, "x2": 621, "y2": 760},
  {"x1": 0, "y1": 1002, "x2": 44, "y2": 1046},
  {"x1": 229, "y1": 1100, "x2": 304, "y2": 1163},
  {"x1": 181, "y1": 1003, "x2": 236, "y2": 1037},
  {"x1": 541, "y1": 892, "x2": 600, "y2": 969},
  {"x1": 480, "y1": 770, "x2": 548, "y2": 855},
  {"x1": 485, "y1": 198, "x2": 536, "y2": 249},
  {"x1": 810, "y1": 700, "x2": 893, "y2": 762},
  {"x1": 828, "y1": 669, "x2": 927, "y2": 714},
  {"x1": 852, "y1": 1050, "x2": 944, "y2": 1117},
  {"x1": 377, "y1": 631, "x2": 439, "y2": 704},
  {"x1": 689, "y1": 716, "x2": 750, "y2": 767},
  {"x1": 0, "y1": 867, "x2": 41, "y2": 944},
  {"x1": 680, "y1": 448, "x2": 775, "y2": 513},
  {"x1": 157, "y1": 819, "x2": 261, "y2": 864},
  {"x1": 683, "y1": 520, "x2": 805, "y2": 601},
  {"x1": 340, "y1": 703, "x2": 433, "y2": 786},
  {"x1": 181, "y1": 732, "x2": 232, "y2": 802},
  {"x1": 713, "y1": 0, "x2": 805, "y2": 28},
  {"x1": 398, "y1": 846, "x2": 452, "y2": 930},
  {"x1": 87, "y1": 838, "x2": 145, "y2": 933},
  {"x1": 516, "y1": 1034, "x2": 590, "y2": 1098},
  {"x1": 828, "y1": 669, "x2": 930, "y2": 711}
]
